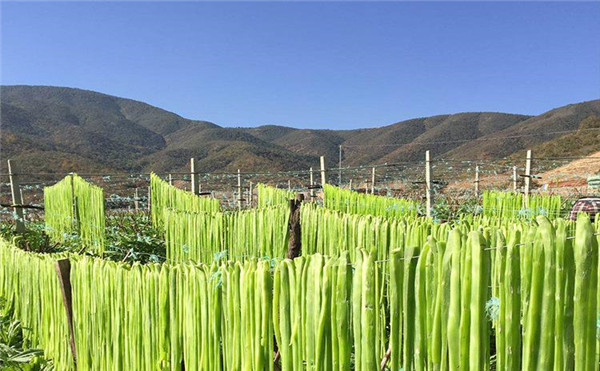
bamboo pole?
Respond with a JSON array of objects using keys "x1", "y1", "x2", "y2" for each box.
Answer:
[
  {"x1": 237, "y1": 169, "x2": 242, "y2": 209},
  {"x1": 524, "y1": 150, "x2": 532, "y2": 208},
  {"x1": 371, "y1": 167, "x2": 376, "y2": 195},
  {"x1": 249, "y1": 181, "x2": 253, "y2": 206},
  {"x1": 7, "y1": 160, "x2": 25, "y2": 232},
  {"x1": 309, "y1": 167, "x2": 315, "y2": 200},
  {"x1": 475, "y1": 165, "x2": 480, "y2": 198},
  {"x1": 190, "y1": 158, "x2": 197, "y2": 195},
  {"x1": 320, "y1": 156, "x2": 327, "y2": 186},
  {"x1": 134, "y1": 188, "x2": 139, "y2": 212},
  {"x1": 425, "y1": 150, "x2": 432, "y2": 218}
]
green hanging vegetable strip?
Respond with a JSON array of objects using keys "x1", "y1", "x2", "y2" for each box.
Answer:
[
  {"x1": 323, "y1": 184, "x2": 419, "y2": 218},
  {"x1": 446, "y1": 229, "x2": 462, "y2": 371},
  {"x1": 150, "y1": 172, "x2": 220, "y2": 229},
  {"x1": 44, "y1": 176, "x2": 75, "y2": 243},
  {"x1": 256, "y1": 183, "x2": 295, "y2": 208},
  {"x1": 573, "y1": 213, "x2": 599, "y2": 371}
]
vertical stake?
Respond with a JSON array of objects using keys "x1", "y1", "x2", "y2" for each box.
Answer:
[
  {"x1": 309, "y1": 167, "x2": 315, "y2": 200},
  {"x1": 147, "y1": 185, "x2": 151, "y2": 211},
  {"x1": 190, "y1": 158, "x2": 197, "y2": 195},
  {"x1": 134, "y1": 188, "x2": 139, "y2": 212},
  {"x1": 320, "y1": 156, "x2": 327, "y2": 186},
  {"x1": 371, "y1": 167, "x2": 376, "y2": 195},
  {"x1": 7, "y1": 160, "x2": 25, "y2": 233},
  {"x1": 338, "y1": 145, "x2": 342, "y2": 186},
  {"x1": 19, "y1": 189, "x2": 26, "y2": 221},
  {"x1": 524, "y1": 150, "x2": 532, "y2": 208},
  {"x1": 475, "y1": 165, "x2": 480, "y2": 198},
  {"x1": 349, "y1": 179, "x2": 353, "y2": 191},
  {"x1": 168, "y1": 174, "x2": 173, "y2": 186},
  {"x1": 249, "y1": 181, "x2": 253, "y2": 206},
  {"x1": 288, "y1": 179, "x2": 291, "y2": 192},
  {"x1": 425, "y1": 150, "x2": 432, "y2": 218},
  {"x1": 237, "y1": 169, "x2": 242, "y2": 209},
  {"x1": 512, "y1": 166, "x2": 517, "y2": 192},
  {"x1": 55, "y1": 259, "x2": 77, "y2": 366},
  {"x1": 287, "y1": 194, "x2": 304, "y2": 259}
]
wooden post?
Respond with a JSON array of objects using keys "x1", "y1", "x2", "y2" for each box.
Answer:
[
  {"x1": 349, "y1": 179, "x2": 353, "y2": 191},
  {"x1": 338, "y1": 145, "x2": 342, "y2": 186},
  {"x1": 134, "y1": 188, "x2": 139, "y2": 212},
  {"x1": 249, "y1": 181, "x2": 253, "y2": 206},
  {"x1": 512, "y1": 166, "x2": 517, "y2": 192},
  {"x1": 288, "y1": 179, "x2": 291, "y2": 192},
  {"x1": 55, "y1": 259, "x2": 77, "y2": 366},
  {"x1": 474, "y1": 165, "x2": 480, "y2": 198},
  {"x1": 524, "y1": 150, "x2": 532, "y2": 208},
  {"x1": 237, "y1": 169, "x2": 242, "y2": 209},
  {"x1": 309, "y1": 167, "x2": 315, "y2": 200},
  {"x1": 147, "y1": 185, "x2": 151, "y2": 211},
  {"x1": 19, "y1": 188, "x2": 26, "y2": 222},
  {"x1": 190, "y1": 158, "x2": 196, "y2": 195},
  {"x1": 320, "y1": 156, "x2": 326, "y2": 186},
  {"x1": 425, "y1": 151, "x2": 432, "y2": 218},
  {"x1": 168, "y1": 174, "x2": 173, "y2": 186},
  {"x1": 380, "y1": 346, "x2": 392, "y2": 370},
  {"x1": 287, "y1": 194, "x2": 304, "y2": 259},
  {"x1": 371, "y1": 167, "x2": 376, "y2": 195},
  {"x1": 7, "y1": 160, "x2": 25, "y2": 233}
]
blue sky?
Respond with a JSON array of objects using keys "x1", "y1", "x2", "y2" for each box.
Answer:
[{"x1": 1, "y1": 1, "x2": 599, "y2": 129}]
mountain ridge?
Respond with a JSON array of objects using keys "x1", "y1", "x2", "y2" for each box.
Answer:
[{"x1": 1, "y1": 85, "x2": 599, "y2": 175}]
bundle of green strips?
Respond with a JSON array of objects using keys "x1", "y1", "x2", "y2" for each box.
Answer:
[
  {"x1": 323, "y1": 184, "x2": 419, "y2": 218},
  {"x1": 256, "y1": 183, "x2": 295, "y2": 208},
  {"x1": 73, "y1": 174, "x2": 105, "y2": 253},
  {"x1": 483, "y1": 190, "x2": 562, "y2": 219},
  {"x1": 44, "y1": 174, "x2": 105, "y2": 253},
  {"x1": 1, "y1": 212, "x2": 599, "y2": 371},
  {"x1": 44, "y1": 176, "x2": 75, "y2": 242},
  {"x1": 0, "y1": 240, "x2": 74, "y2": 370},
  {"x1": 150, "y1": 173, "x2": 221, "y2": 229},
  {"x1": 165, "y1": 205, "x2": 290, "y2": 263}
]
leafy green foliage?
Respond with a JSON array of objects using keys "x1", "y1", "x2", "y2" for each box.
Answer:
[
  {"x1": 0, "y1": 298, "x2": 50, "y2": 370},
  {"x1": 1, "y1": 211, "x2": 165, "y2": 264},
  {"x1": 102, "y1": 212, "x2": 166, "y2": 264}
]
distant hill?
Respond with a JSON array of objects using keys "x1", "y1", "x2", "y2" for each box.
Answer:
[{"x1": 1, "y1": 85, "x2": 599, "y2": 175}]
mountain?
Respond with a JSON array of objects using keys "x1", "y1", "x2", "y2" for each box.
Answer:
[
  {"x1": 0, "y1": 85, "x2": 316, "y2": 174},
  {"x1": 1, "y1": 85, "x2": 599, "y2": 176}
]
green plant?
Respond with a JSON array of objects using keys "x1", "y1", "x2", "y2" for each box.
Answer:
[
  {"x1": 0, "y1": 223, "x2": 61, "y2": 254},
  {"x1": 102, "y1": 212, "x2": 166, "y2": 264},
  {"x1": 0, "y1": 298, "x2": 50, "y2": 370}
]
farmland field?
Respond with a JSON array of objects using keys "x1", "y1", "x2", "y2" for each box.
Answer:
[{"x1": 0, "y1": 172, "x2": 599, "y2": 370}]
